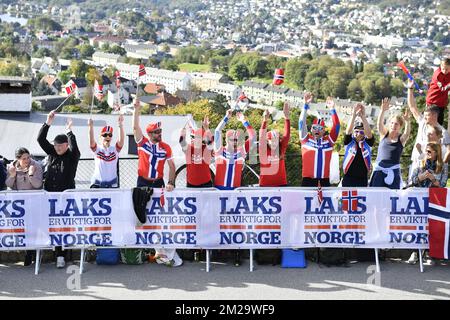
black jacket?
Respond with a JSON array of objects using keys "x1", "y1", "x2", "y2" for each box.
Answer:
[{"x1": 37, "y1": 123, "x2": 81, "y2": 192}]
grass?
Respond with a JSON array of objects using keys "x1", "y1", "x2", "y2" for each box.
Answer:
[{"x1": 178, "y1": 63, "x2": 210, "y2": 72}]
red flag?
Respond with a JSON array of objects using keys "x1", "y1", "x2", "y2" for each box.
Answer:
[
  {"x1": 233, "y1": 91, "x2": 249, "y2": 111},
  {"x1": 139, "y1": 64, "x2": 146, "y2": 77},
  {"x1": 64, "y1": 80, "x2": 77, "y2": 95},
  {"x1": 273, "y1": 68, "x2": 285, "y2": 86},
  {"x1": 160, "y1": 187, "x2": 165, "y2": 207}
]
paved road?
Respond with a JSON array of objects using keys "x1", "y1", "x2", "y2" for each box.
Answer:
[{"x1": 1, "y1": 258, "x2": 450, "y2": 300}]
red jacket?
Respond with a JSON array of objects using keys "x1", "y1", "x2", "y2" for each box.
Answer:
[{"x1": 426, "y1": 67, "x2": 450, "y2": 108}]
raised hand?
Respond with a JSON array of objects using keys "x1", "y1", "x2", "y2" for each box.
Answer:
[
  {"x1": 118, "y1": 114, "x2": 124, "y2": 126},
  {"x1": 66, "y1": 118, "x2": 73, "y2": 131},
  {"x1": 263, "y1": 109, "x2": 270, "y2": 121},
  {"x1": 381, "y1": 98, "x2": 391, "y2": 112},
  {"x1": 46, "y1": 110, "x2": 56, "y2": 126},
  {"x1": 226, "y1": 109, "x2": 233, "y2": 119},
  {"x1": 407, "y1": 79, "x2": 415, "y2": 90},
  {"x1": 304, "y1": 92, "x2": 313, "y2": 104},
  {"x1": 133, "y1": 98, "x2": 141, "y2": 111},
  {"x1": 236, "y1": 112, "x2": 246, "y2": 122},
  {"x1": 202, "y1": 115, "x2": 210, "y2": 129},
  {"x1": 88, "y1": 118, "x2": 93, "y2": 127},
  {"x1": 283, "y1": 102, "x2": 290, "y2": 119}
]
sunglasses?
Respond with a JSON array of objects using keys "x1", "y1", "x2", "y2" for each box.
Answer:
[
  {"x1": 312, "y1": 125, "x2": 323, "y2": 131},
  {"x1": 150, "y1": 130, "x2": 162, "y2": 134},
  {"x1": 355, "y1": 130, "x2": 364, "y2": 135},
  {"x1": 101, "y1": 133, "x2": 112, "y2": 138},
  {"x1": 426, "y1": 150, "x2": 434, "y2": 154}
]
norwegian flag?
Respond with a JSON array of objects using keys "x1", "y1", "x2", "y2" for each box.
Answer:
[
  {"x1": 428, "y1": 188, "x2": 450, "y2": 259},
  {"x1": 273, "y1": 68, "x2": 285, "y2": 86},
  {"x1": 64, "y1": 80, "x2": 77, "y2": 96},
  {"x1": 115, "y1": 70, "x2": 121, "y2": 88},
  {"x1": 317, "y1": 180, "x2": 323, "y2": 206},
  {"x1": 138, "y1": 64, "x2": 146, "y2": 77},
  {"x1": 160, "y1": 187, "x2": 165, "y2": 207},
  {"x1": 342, "y1": 190, "x2": 359, "y2": 212},
  {"x1": 94, "y1": 79, "x2": 104, "y2": 101}
]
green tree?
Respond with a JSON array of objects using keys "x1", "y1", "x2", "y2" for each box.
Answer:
[
  {"x1": 229, "y1": 63, "x2": 249, "y2": 81},
  {"x1": 347, "y1": 79, "x2": 363, "y2": 101},
  {"x1": 70, "y1": 60, "x2": 88, "y2": 78},
  {"x1": 0, "y1": 62, "x2": 22, "y2": 76},
  {"x1": 58, "y1": 70, "x2": 72, "y2": 84},
  {"x1": 78, "y1": 44, "x2": 95, "y2": 59}
]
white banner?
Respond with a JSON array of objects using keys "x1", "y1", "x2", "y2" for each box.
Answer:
[{"x1": 0, "y1": 188, "x2": 430, "y2": 250}]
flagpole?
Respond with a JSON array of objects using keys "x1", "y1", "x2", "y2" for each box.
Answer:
[
  {"x1": 53, "y1": 93, "x2": 72, "y2": 112},
  {"x1": 89, "y1": 84, "x2": 95, "y2": 115}
]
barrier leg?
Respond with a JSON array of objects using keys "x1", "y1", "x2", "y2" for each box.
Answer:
[
  {"x1": 418, "y1": 250, "x2": 424, "y2": 273},
  {"x1": 79, "y1": 248, "x2": 85, "y2": 275},
  {"x1": 374, "y1": 249, "x2": 380, "y2": 273},
  {"x1": 206, "y1": 250, "x2": 211, "y2": 273},
  {"x1": 34, "y1": 249, "x2": 41, "y2": 275},
  {"x1": 250, "y1": 249, "x2": 254, "y2": 272}
]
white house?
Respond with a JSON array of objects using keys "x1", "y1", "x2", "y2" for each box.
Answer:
[
  {"x1": 209, "y1": 83, "x2": 241, "y2": 101},
  {"x1": 92, "y1": 51, "x2": 121, "y2": 67},
  {"x1": 189, "y1": 72, "x2": 224, "y2": 91},
  {"x1": 0, "y1": 77, "x2": 32, "y2": 113}
]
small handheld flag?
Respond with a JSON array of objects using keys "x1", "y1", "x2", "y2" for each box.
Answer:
[
  {"x1": 397, "y1": 61, "x2": 421, "y2": 91},
  {"x1": 64, "y1": 80, "x2": 77, "y2": 96},
  {"x1": 139, "y1": 64, "x2": 146, "y2": 77},
  {"x1": 160, "y1": 187, "x2": 165, "y2": 207},
  {"x1": 94, "y1": 79, "x2": 104, "y2": 101},
  {"x1": 273, "y1": 68, "x2": 285, "y2": 86}
]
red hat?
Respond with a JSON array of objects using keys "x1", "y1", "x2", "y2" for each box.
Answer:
[
  {"x1": 146, "y1": 122, "x2": 161, "y2": 133},
  {"x1": 312, "y1": 118, "x2": 325, "y2": 127},
  {"x1": 101, "y1": 126, "x2": 113, "y2": 135},
  {"x1": 273, "y1": 68, "x2": 285, "y2": 86}
]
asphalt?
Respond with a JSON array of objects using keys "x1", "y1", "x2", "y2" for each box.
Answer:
[{"x1": 1, "y1": 257, "x2": 450, "y2": 300}]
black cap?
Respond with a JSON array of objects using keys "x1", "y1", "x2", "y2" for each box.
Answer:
[{"x1": 53, "y1": 134, "x2": 68, "y2": 144}]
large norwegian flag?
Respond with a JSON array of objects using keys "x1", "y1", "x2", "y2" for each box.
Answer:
[
  {"x1": 94, "y1": 79, "x2": 104, "y2": 101},
  {"x1": 428, "y1": 188, "x2": 450, "y2": 259}
]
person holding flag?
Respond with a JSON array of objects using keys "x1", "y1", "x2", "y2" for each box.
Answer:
[
  {"x1": 132, "y1": 98, "x2": 182, "y2": 267},
  {"x1": 259, "y1": 102, "x2": 290, "y2": 187},
  {"x1": 88, "y1": 114, "x2": 124, "y2": 188},
  {"x1": 426, "y1": 58, "x2": 450, "y2": 125},
  {"x1": 299, "y1": 93, "x2": 340, "y2": 187},
  {"x1": 37, "y1": 111, "x2": 80, "y2": 268}
]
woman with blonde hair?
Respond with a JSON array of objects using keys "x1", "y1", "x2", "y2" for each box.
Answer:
[
  {"x1": 369, "y1": 98, "x2": 411, "y2": 189},
  {"x1": 411, "y1": 142, "x2": 448, "y2": 188}
]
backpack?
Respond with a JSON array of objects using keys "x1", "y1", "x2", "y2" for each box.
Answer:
[
  {"x1": 317, "y1": 248, "x2": 347, "y2": 266},
  {"x1": 255, "y1": 249, "x2": 281, "y2": 265},
  {"x1": 96, "y1": 248, "x2": 120, "y2": 265},
  {"x1": 120, "y1": 248, "x2": 146, "y2": 265}
]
